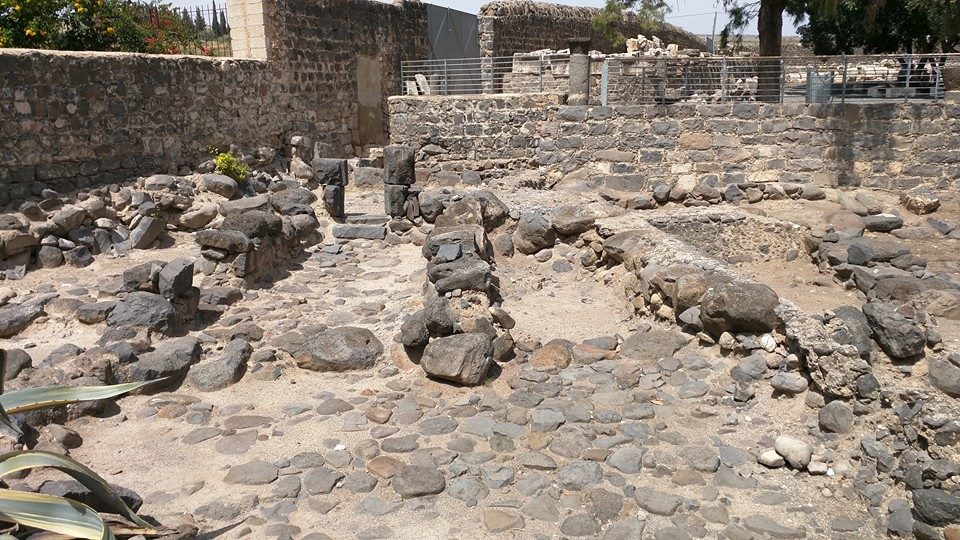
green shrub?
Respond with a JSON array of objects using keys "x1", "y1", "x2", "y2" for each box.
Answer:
[
  {"x1": 0, "y1": 0, "x2": 198, "y2": 53},
  {"x1": 214, "y1": 152, "x2": 250, "y2": 183}
]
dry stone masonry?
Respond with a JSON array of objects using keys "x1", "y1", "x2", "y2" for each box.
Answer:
[
  {"x1": 390, "y1": 97, "x2": 960, "y2": 192},
  {"x1": 3, "y1": 145, "x2": 960, "y2": 539},
  {"x1": 195, "y1": 189, "x2": 321, "y2": 288},
  {"x1": 406, "y1": 189, "x2": 515, "y2": 385},
  {"x1": 0, "y1": 0, "x2": 430, "y2": 201},
  {"x1": 382, "y1": 145, "x2": 418, "y2": 219},
  {"x1": 2, "y1": 1, "x2": 960, "y2": 539}
]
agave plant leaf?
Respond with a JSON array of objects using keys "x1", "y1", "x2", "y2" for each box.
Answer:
[
  {"x1": 0, "y1": 489, "x2": 115, "y2": 540},
  {"x1": 1, "y1": 349, "x2": 7, "y2": 395},
  {"x1": 0, "y1": 451, "x2": 150, "y2": 528},
  {"x1": 0, "y1": 352, "x2": 20, "y2": 436},
  {"x1": 0, "y1": 379, "x2": 163, "y2": 415}
]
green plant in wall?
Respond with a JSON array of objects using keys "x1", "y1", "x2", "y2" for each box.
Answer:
[
  {"x1": 0, "y1": 350, "x2": 162, "y2": 538},
  {"x1": 214, "y1": 152, "x2": 250, "y2": 183}
]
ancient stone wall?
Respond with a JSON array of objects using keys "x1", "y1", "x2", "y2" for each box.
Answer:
[
  {"x1": 0, "y1": 0, "x2": 428, "y2": 207},
  {"x1": 389, "y1": 95, "x2": 960, "y2": 191},
  {"x1": 478, "y1": 0, "x2": 706, "y2": 57},
  {"x1": 0, "y1": 50, "x2": 282, "y2": 205},
  {"x1": 256, "y1": 0, "x2": 428, "y2": 151}
]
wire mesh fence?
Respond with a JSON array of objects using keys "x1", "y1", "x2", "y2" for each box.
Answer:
[
  {"x1": 401, "y1": 53, "x2": 960, "y2": 104},
  {"x1": 169, "y1": 4, "x2": 232, "y2": 56},
  {"x1": 603, "y1": 53, "x2": 960, "y2": 105},
  {"x1": 401, "y1": 55, "x2": 569, "y2": 96}
]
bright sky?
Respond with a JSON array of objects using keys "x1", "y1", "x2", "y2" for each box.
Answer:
[
  {"x1": 170, "y1": 0, "x2": 803, "y2": 38},
  {"x1": 375, "y1": 0, "x2": 803, "y2": 37}
]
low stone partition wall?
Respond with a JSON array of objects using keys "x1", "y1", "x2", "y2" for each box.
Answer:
[
  {"x1": 195, "y1": 189, "x2": 321, "y2": 288},
  {"x1": 388, "y1": 95, "x2": 960, "y2": 192}
]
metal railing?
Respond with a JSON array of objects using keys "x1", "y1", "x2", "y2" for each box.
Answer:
[
  {"x1": 170, "y1": 4, "x2": 232, "y2": 56},
  {"x1": 400, "y1": 53, "x2": 960, "y2": 104},
  {"x1": 401, "y1": 55, "x2": 570, "y2": 96},
  {"x1": 602, "y1": 53, "x2": 960, "y2": 105}
]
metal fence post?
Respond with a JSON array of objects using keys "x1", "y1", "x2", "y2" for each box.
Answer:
[
  {"x1": 660, "y1": 58, "x2": 668, "y2": 105},
  {"x1": 904, "y1": 54, "x2": 912, "y2": 102},
  {"x1": 443, "y1": 59, "x2": 449, "y2": 96},
  {"x1": 539, "y1": 54, "x2": 544, "y2": 93},
  {"x1": 721, "y1": 57, "x2": 728, "y2": 103},
  {"x1": 840, "y1": 55, "x2": 848, "y2": 104},
  {"x1": 779, "y1": 57, "x2": 785, "y2": 103},
  {"x1": 600, "y1": 59, "x2": 609, "y2": 106},
  {"x1": 641, "y1": 66, "x2": 647, "y2": 105},
  {"x1": 933, "y1": 58, "x2": 942, "y2": 101}
]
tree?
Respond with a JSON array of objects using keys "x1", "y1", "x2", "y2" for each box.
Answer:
[
  {"x1": 210, "y1": 1, "x2": 219, "y2": 35},
  {"x1": 219, "y1": 10, "x2": 228, "y2": 36},
  {"x1": 718, "y1": 0, "x2": 805, "y2": 56},
  {"x1": 1, "y1": 0, "x2": 198, "y2": 52},
  {"x1": 797, "y1": 0, "x2": 960, "y2": 54},
  {"x1": 592, "y1": 0, "x2": 671, "y2": 49},
  {"x1": 193, "y1": 6, "x2": 204, "y2": 32},
  {"x1": 180, "y1": 8, "x2": 193, "y2": 30}
]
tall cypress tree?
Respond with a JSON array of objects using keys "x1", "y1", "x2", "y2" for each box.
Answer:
[
  {"x1": 194, "y1": 7, "x2": 206, "y2": 31},
  {"x1": 211, "y1": 0, "x2": 221, "y2": 35},
  {"x1": 220, "y1": 11, "x2": 229, "y2": 35}
]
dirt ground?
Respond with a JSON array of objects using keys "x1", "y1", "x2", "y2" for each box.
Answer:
[{"x1": 4, "y1": 183, "x2": 958, "y2": 540}]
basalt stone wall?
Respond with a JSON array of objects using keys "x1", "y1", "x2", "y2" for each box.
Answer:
[
  {"x1": 478, "y1": 0, "x2": 706, "y2": 57},
  {"x1": 0, "y1": 0, "x2": 428, "y2": 207},
  {"x1": 389, "y1": 95, "x2": 960, "y2": 191},
  {"x1": 260, "y1": 0, "x2": 428, "y2": 151},
  {"x1": 0, "y1": 50, "x2": 282, "y2": 205}
]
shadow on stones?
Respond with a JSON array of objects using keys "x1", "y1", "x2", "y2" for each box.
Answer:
[
  {"x1": 247, "y1": 248, "x2": 311, "y2": 290},
  {"x1": 155, "y1": 234, "x2": 177, "y2": 249},
  {"x1": 193, "y1": 519, "x2": 249, "y2": 540},
  {"x1": 403, "y1": 344, "x2": 425, "y2": 365}
]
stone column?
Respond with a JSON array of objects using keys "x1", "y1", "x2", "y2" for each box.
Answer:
[
  {"x1": 567, "y1": 37, "x2": 592, "y2": 106},
  {"x1": 944, "y1": 67, "x2": 960, "y2": 102},
  {"x1": 383, "y1": 145, "x2": 415, "y2": 218},
  {"x1": 314, "y1": 158, "x2": 347, "y2": 218}
]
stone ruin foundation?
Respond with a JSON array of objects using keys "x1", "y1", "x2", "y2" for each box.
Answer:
[{"x1": 1, "y1": 118, "x2": 960, "y2": 540}]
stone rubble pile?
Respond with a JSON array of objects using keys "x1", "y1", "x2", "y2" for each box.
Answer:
[
  {"x1": 0, "y1": 172, "x2": 245, "y2": 280},
  {"x1": 401, "y1": 188, "x2": 516, "y2": 385},
  {"x1": 600, "y1": 174, "x2": 831, "y2": 211},
  {"x1": 623, "y1": 34, "x2": 705, "y2": 58},
  {"x1": 806, "y1": 189, "x2": 960, "y2": 320},
  {"x1": 194, "y1": 189, "x2": 321, "y2": 288},
  {"x1": 2, "y1": 254, "x2": 229, "y2": 421},
  {"x1": 0, "y1": 157, "x2": 344, "y2": 284},
  {"x1": 563, "y1": 207, "x2": 960, "y2": 537},
  {"x1": 519, "y1": 34, "x2": 706, "y2": 62}
]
